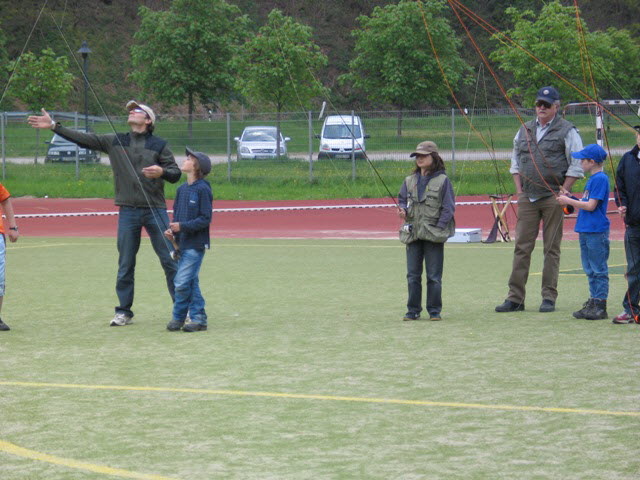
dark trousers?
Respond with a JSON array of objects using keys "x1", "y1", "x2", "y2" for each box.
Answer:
[
  {"x1": 116, "y1": 206, "x2": 177, "y2": 317},
  {"x1": 622, "y1": 226, "x2": 640, "y2": 314},
  {"x1": 406, "y1": 239, "x2": 444, "y2": 317}
]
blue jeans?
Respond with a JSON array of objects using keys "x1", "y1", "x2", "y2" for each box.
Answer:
[
  {"x1": 579, "y1": 231, "x2": 609, "y2": 300},
  {"x1": 622, "y1": 226, "x2": 640, "y2": 314},
  {"x1": 406, "y1": 240, "x2": 444, "y2": 317},
  {"x1": 116, "y1": 206, "x2": 177, "y2": 317},
  {"x1": 172, "y1": 248, "x2": 207, "y2": 325}
]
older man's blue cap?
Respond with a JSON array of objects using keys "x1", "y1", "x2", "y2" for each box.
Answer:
[
  {"x1": 536, "y1": 86, "x2": 560, "y2": 104},
  {"x1": 571, "y1": 144, "x2": 607, "y2": 163}
]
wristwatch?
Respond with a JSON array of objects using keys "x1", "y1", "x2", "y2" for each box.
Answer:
[{"x1": 9, "y1": 227, "x2": 18, "y2": 231}]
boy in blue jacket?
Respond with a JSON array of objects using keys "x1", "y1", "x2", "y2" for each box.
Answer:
[
  {"x1": 557, "y1": 144, "x2": 610, "y2": 320},
  {"x1": 165, "y1": 148, "x2": 213, "y2": 332}
]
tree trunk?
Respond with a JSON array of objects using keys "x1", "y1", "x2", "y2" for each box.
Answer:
[
  {"x1": 188, "y1": 92, "x2": 194, "y2": 139},
  {"x1": 34, "y1": 128, "x2": 40, "y2": 164},
  {"x1": 396, "y1": 109, "x2": 403, "y2": 138},
  {"x1": 276, "y1": 108, "x2": 281, "y2": 160}
]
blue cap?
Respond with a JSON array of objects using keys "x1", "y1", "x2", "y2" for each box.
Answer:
[
  {"x1": 535, "y1": 86, "x2": 560, "y2": 104},
  {"x1": 571, "y1": 144, "x2": 607, "y2": 163}
]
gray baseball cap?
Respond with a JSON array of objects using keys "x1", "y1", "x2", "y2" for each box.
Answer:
[{"x1": 185, "y1": 147, "x2": 211, "y2": 176}]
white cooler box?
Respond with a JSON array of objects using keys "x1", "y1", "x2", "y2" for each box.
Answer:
[{"x1": 447, "y1": 228, "x2": 482, "y2": 243}]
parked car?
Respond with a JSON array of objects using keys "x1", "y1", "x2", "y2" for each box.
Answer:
[
  {"x1": 45, "y1": 128, "x2": 100, "y2": 163},
  {"x1": 234, "y1": 126, "x2": 290, "y2": 160},
  {"x1": 317, "y1": 115, "x2": 369, "y2": 159}
]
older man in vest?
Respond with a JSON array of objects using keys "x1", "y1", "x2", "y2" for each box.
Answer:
[{"x1": 496, "y1": 86, "x2": 584, "y2": 313}]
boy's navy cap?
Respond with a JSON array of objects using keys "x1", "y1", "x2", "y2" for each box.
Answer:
[
  {"x1": 185, "y1": 147, "x2": 211, "y2": 176},
  {"x1": 633, "y1": 125, "x2": 640, "y2": 133},
  {"x1": 571, "y1": 144, "x2": 607, "y2": 163},
  {"x1": 535, "y1": 86, "x2": 560, "y2": 104}
]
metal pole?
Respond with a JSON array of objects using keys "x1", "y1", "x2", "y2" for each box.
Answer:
[
  {"x1": 78, "y1": 41, "x2": 91, "y2": 132},
  {"x1": 595, "y1": 104, "x2": 603, "y2": 146},
  {"x1": 451, "y1": 108, "x2": 456, "y2": 177},
  {"x1": 74, "y1": 112, "x2": 79, "y2": 180},
  {"x1": 308, "y1": 110, "x2": 313, "y2": 182},
  {"x1": 351, "y1": 110, "x2": 356, "y2": 181},
  {"x1": 83, "y1": 56, "x2": 88, "y2": 131},
  {"x1": 226, "y1": 113, "x2": 231, "y2": 181},
  {"x1": 1, "y1": 112, "x2": 5, "y2": 181}
]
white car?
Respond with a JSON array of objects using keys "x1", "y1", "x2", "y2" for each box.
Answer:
[
  {"x1": 234, "y1": 126, "x2": 291, "y2": 160},
  {"x1": 317, "y1": 115, "x2": 369, "y2": 159}
]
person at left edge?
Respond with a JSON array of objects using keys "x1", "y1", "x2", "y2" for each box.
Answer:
[
  {"x1": 27, "y1": 102, "x2": 181, "y2": 327},
  {"x1": 0, "y1": 182, "x2": 19, "y2": 331},
  {"x1": 398, "y1": 141, "x2": 455, "y2": 322}
]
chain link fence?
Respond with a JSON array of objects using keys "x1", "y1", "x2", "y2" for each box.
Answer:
[{"x1": 2, "y1": 105, "x2": 638, "y2": 183}]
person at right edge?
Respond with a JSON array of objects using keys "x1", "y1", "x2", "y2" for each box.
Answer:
[
  {"x1": 495, "y1": 86, "x2": 584, "y2": 314},
  {"x1": 612, "y1": 125, "x2": 640, "y2": 325},
  {"x1": 398, "y1": 141, "x2": 455, "y2": 322}
]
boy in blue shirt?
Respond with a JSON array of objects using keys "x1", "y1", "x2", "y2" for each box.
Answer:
[
  {"x1": 165, "y1": 147, "x2": 213, "y2": 332},
  {"x1": 557, "y1": 144, "x2": 610, "y2": 320}
]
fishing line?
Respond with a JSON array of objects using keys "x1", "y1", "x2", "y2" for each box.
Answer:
[
  {"x1": 449, "y1": 0, "x2": 637, "y2": 129},
  {"x1": 0, "y1": 0, "x2": 50, "y2": 107},
  {"x1": 47, "y1": 12, "x2": 174, "y2": 256}
]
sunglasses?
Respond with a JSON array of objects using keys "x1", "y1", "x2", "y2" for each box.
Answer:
[
  {"x1": 535, "y1": 100, "x2": 552, "y2": 108},
  {"x1": 130, "y1": 108, "x2": 147, "y2": 115}
]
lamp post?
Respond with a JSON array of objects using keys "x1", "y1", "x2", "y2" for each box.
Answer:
[{"x1": 77, "y1": 41, "x2": 91, "y2": 131}]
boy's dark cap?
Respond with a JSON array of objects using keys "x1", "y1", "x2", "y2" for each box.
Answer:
[
  {"x1": 633, "y1": 125, "x2": 640, "y2": 134},
  {"x1": 185, "y1": 147, "x2": 211, "y2": 176}
]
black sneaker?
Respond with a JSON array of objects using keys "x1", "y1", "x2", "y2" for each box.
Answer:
[
  {"x1": 183, "y1": 323, "x2": 207, "y2": 332},
  {"x1": 495, "y1": 300, "x2": 525, "y2": 312},
  {"x1": 0, "y1": 318, "x2": 9, "y2": 331},
  {"x1": 539, "y1": 299, "x2": 556, "y2": 313},
  {"x1": 166, "y1": 320, "x2": 184, "y2": 331},
  {"x1": 573, "y1": 299, "x2": 593, "y2": 319},
  {"x1": 402, "y1": 313, "x2": 420, "y2": 321}
]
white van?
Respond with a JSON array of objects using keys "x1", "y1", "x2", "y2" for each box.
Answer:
[{"x1": 317, "y1": 115, "x2": 369, "y2": 159}]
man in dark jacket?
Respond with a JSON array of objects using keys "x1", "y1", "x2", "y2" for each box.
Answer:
[
  {"x1": 612, "y1": 125, "x2": 640, "y2": 324},
  {"x1": 28, "y1": 102, "x2": 181, "y2": 327}
]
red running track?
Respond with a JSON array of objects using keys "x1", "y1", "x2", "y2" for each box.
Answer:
[{"x1": 10, "y1": 196, "x2": 625, "y2": 241}]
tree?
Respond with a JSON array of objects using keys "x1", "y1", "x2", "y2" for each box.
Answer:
[
  {"x1": 0, "y1": 29, "x2": 8, "y2": 109},
  {"x1": 489, "y1": 0, "x2": 640, "y2": 105},
  {"x1": 340, "y1": 0, "x2": 471, "y2": 136},
  {"x1": 130, "y1": 0, "x2": 250, "y2": 137},
  {"x1": 7, "y1": 48, "x2": 74, "y2": 162},
  {"x1": 233, "y1": 9, "x2": 328, "y2": 157}
]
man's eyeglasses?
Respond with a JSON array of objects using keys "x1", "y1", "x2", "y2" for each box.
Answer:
[{"x1": 535, "y1": 100, "x2": 552, "y2": 109}]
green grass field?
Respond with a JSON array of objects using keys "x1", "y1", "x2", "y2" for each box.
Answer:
[{"x1": 1, "y1": 237, "x2": 639, "y2": 479}]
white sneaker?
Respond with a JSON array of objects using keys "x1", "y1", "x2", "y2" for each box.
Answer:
[{"x1": 110, "y1": 313, "x2": 133, "y2": 326}]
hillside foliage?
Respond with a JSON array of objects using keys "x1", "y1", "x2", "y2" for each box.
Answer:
[{"x1": 0, "y1": 0, "x2": 638, "y2": 114}]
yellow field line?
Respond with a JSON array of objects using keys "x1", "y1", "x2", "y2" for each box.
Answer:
[
  {"x1": 2, "y1": 381, "x2": 638, "y2": 417},
  {"x1": 0, "y1": 439, "x2": 176, "y2": 479}
]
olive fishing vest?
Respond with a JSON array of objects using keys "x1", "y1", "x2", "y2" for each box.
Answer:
[
  {"x1": 399, "y1": 173, "x2": 455, "y2": 244},
  {"x1": 516, "y1": 116, "x2": 575, "y2": 197}
]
